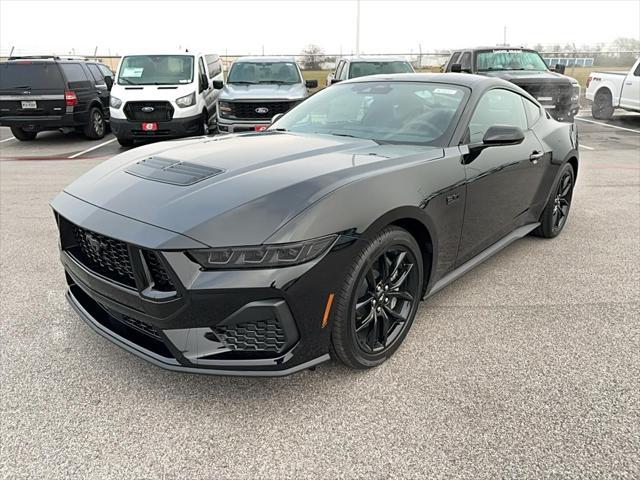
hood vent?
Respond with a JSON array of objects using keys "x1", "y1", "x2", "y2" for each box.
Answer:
[{"x1": 125, "y1": 157, "x2": 224, "y2": 186}]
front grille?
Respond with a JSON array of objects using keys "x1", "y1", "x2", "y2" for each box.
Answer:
[
  {"x1": 123, "y1": 101, "x2": 174, "y2": 121},
  {"x1": 142, "y1": 251, "x2": 176, "y2": 292},
  {"x1": 519, "y1": 83, "x2": 572, "y2": 107},
  {"x1": 72, "y1": 225, "x2": 136, "y2": 288},
  {"x1": 215, "y1": 318, "x2": 287, "y2": 353},
  {"x1": 225, "y1": 101, "x2": 297, "y2": 120}
]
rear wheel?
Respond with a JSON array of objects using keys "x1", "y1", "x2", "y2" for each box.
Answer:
[
  {"x1": 10, "y1": 126, "x2": 37, "y2": 141},
  {"x1": 331, "y1": 227, "x2": 423, "y2": 369},
  {"x1": 84, "y1": 107, "x2": 106, "y2": 139},
  {"x1": 592, "y1": 89, "x2": 614, "y2": 120},
  {"x1": 533, "y1": 162, "x2": 575, "y2": 238}
]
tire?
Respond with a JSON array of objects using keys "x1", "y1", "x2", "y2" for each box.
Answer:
[
  {"x1": 532, "y1": 162, "x2": 575, "y2": 238},
  {"x1": 331, "y1": 226, "x2": 424, "y2": 369},
  {"x1": 117, "y1": 137, "x2": 134, "y2": 147},
  {"x1": 10, "y1": 126, "x2": 37, "y2": 141},
  {"x1": 197, "y1": 110, "x2": 210, "y2": 136},
  {"x1": 83, "y1": 106, "x2": 106, "y2": 139},
  {"x1": 592, "y1": 89, "x2": 614, "y2": 120}
]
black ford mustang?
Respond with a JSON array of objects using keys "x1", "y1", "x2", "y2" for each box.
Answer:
[{"x1": 52, "y1": 73, "x2": 578, "y2": 376}]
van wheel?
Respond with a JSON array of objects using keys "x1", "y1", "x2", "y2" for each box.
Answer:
[
  {"x1": 198, "y1": 110, "x2": 210, "y2": 136},
  {"x1": 84, "y1": 107, "x2": 106, "y2": 139},
  {"x1": 10, "y1": 126, "x2": 37, "y2": 141},
  {"x1": 117, "y1": 137, "x2": 134, "y2": 147}
]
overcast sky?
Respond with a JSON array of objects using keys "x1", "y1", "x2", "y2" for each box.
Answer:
[{"x1": 1, "y1": 0, "x2": 639, "y2": 57}]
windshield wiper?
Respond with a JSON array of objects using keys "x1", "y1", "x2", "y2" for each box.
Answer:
[
  {"x1": 272, "y1": 128, "x2": 288, "y2": 132},
  {"x1": 257, "y1": 80, "x2": 296, "y2": 85},
  {"x1": 229, "y1": 81, "x2": 257, "y2": 85},
  {"x1": 328, "y1": 132, "x2": 382, "y2": 144},
  {"x1": 13, "y1": 85, "x2": 31, "y2": 89}
]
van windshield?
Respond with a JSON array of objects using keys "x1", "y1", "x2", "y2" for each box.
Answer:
[
  {"x1": 117, "y1": 55, "x2": 194, "y2": 85},
  {"x1": 227, "y1": 62, "x2": 301, "y2": 85}
]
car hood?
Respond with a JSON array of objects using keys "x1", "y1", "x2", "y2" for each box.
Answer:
[
  {"x1": 110, "y1": 83, "x2": 196, "y2": 102},
  {"x1": 220, "y1": 83, "x2": 308, "y2": 101},
  {"x1": 482, "y1": 70, "x2": 574, "y2": 85},
  {"x1": 62, "y1": 132, "x2": 443, "y2": 247}
]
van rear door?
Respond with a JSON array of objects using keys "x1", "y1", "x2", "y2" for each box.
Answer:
[{"x1": 0, "y1": 61, "x2": 66, "y2": 118}]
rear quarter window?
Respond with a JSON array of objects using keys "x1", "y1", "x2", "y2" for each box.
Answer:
[
  {"x1": 0, "y1": 63, "x2": 65, "y2": 89},
  {"x1": 60, "y1": 63, "x2": 89, "y2": 87}
]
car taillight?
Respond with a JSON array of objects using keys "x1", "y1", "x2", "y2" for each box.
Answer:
[
  {"x1": 586, "y1": 76, "x2": 592, "y2": 89},
  {"x1": 64, "y1": 90, "x2": 77, "y2": 106}
]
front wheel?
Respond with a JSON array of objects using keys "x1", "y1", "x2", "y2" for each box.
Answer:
[
  {"x1": 197, "y1": 110, "x2": 210, "y2": 136},
  {"x1": 330, "y1": 227, "x2": 424, "y2": 369},
  {"x1": 10, "y1": 126, "x2": 37, "y2": 141},
  {"x1": 533, "y1": 162, "x2": 575, "y2": 238}
]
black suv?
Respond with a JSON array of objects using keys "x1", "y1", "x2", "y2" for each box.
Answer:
[
  {"x1": 444, "y1": 47, "x2": 581, "y2": 122},
  {"x1": 0, "y1": 56, "x2": 114, "y2": 140}
]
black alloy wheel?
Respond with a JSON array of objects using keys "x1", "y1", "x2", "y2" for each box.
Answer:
[
  {"x1": 533, "y1": 162, "x2": 575, "y2": 238},
  {"x1": 331, "y1": 227, "x2": 424, "y2": 369}
]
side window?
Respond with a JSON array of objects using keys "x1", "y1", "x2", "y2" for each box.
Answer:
[
  {"x1": 98, "y1": 64, "x2": 113, "y2": 77},
  {"x1": 334, "y1": 60, "x2": 344, "y2": 79},
  {"x1": 340, "y1": 62, "x2": 350, "y2": 80},
  {"x1": 634, "y1": 62, "x2": 640, "y2": 76},
  {"x1": 206, "y1": 55, "x2": 222, "y2": 78},
  {"x1": 459, "y1": 52, "x2": 472, "y2": 71},
  {"x1": 198, "y1": 57, "x2": 208, "y2": 80},
  {"x1": 468, "y1": 89, "x2": 528, "y2": 143},
  {"x1": 60, "y1": 63, "x2": 89, "y2": 87},
  {"x1": 87, "y1": 64, "x2": 105, "y2": 84},
  {"x1": 447, "y1": 52, "x2": 461, "y2": 71},
  {"x1": 522, "y1": 97, "x2": 541, "y2": 127}
]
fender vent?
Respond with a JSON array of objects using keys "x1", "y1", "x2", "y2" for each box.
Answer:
[{"x1": 126, "y1": 157, "x2": 224, "y2": 186}]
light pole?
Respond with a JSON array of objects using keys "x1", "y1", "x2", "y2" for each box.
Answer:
[{"x1": 355, "y1": 0, "x2": 361, "y2": 56}]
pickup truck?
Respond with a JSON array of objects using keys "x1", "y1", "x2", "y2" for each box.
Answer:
[
  {"x1": 585, "y1": 57, "x2": 640, "y2": 119},
  {"x1": 444, "y1": 47, "x2": 581, "y2": 122}
]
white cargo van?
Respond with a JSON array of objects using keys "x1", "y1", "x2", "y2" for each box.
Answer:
[{"x1": 109, "y1": 52, "x2": 224, "y2": 146}]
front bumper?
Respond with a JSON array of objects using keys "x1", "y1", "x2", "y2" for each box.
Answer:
[
  {"x1": 52, "y1": 193, "x2": 360, "y2": 376},
  {"x1": 0, "y1": 112, "x2": 80, "y2": 130},
  {"x1": 216, "y1": 115, "x2": 272, "y2": 133},
  {"x1": 111, "y1": 114, "x2": 202, "y2": 141}
]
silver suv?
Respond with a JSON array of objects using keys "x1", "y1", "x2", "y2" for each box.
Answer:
[{"x1": 214, "y1": 56, "x2": 317, "y2": 133}]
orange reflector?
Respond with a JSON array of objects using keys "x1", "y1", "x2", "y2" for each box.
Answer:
[{"x1": 321, "y1": 293, "x2": 335, "y2": 328}]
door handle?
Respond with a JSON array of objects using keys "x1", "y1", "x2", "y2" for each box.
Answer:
[{"x1": 529, "y1": 151, "x2": 544, "y2": 163}]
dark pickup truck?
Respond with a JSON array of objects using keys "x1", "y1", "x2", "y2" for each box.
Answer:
[{"x1": 444, "y1": 47, "x2": 580, "y2": 122}]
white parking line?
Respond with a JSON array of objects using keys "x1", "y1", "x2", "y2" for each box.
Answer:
[
  {"x1": 580, "y1": 144, "x2": 595, "y2": 150},
  {"x1": 0, "y1": 136, "x2": 16, "y2": 143},
  {"x1": 68, "y1": 137, "x2": 117, "y2": 159},
  {"x1": 576, "y1": 117, "x2": 640, "y2": 134}
]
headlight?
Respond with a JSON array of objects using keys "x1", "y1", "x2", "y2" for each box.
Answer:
[
  {"x1": 571, "y1": 84, "x2": 580, "y2": 102},
  {"x1": 189, "y1": 235, "x2": 337, "y2": 270},
  {"x1": 109, "y1": 96, "x2": 122, "y2": 109},
  {"x1": 176, "y1": 92, "x2": 196, "y2": 108},
  {"x1": 218, "y1": 101, "x2": 233, "y2": 117}
]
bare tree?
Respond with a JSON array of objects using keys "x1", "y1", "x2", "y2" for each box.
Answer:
[{"x1": 300, "y1": 44, "x2": 326, "y2": 71}]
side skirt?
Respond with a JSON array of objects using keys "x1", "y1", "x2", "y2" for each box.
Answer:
[{"x1": 425, "y1": 223, "x2": 540, "y2": 299}]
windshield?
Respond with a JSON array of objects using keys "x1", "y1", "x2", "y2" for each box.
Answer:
[
  {"x1": 117, "y1": 55, "x2": 194, "y2": 85},
  {"x1": 271, "y1": 81, "x2": 468, "y2": 146},
  {"x1": 476, "y1": 50, "x2": 548, "y2": 72},
  {"x1": 349, "y1": 61, "x2": 414, "y2": 79},
  {"x1": 0, "y1": 63, "x2": 65, "y2": 89},
  {"x1": 227, "y1": 62, "x2": 301, "y2": 84}
]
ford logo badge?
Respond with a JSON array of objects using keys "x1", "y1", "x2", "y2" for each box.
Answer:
[
  {"x1": 141, "y1": 106, "x2": 155, "y2": 113},
  {"x1": 255, "y1": 107, "x2": 269, "y2": 114}
]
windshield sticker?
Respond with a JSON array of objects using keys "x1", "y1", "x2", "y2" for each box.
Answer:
[
  {"x1": 434, "y1": 88, "x2": 459, "y2": 95},
  {"x1": 492, "y1": 49, "x2": 524, "y2": 54},
  {"x1": 122, "y1": 67, "x2": 144, "y2": 77}
]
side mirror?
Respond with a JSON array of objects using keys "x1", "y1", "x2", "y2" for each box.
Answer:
[
  {"x1": 212, "y1": 79, "x2": 224, "y2": 89},
  {"x1": 553, "y1": 63, "x2": 566, "y2": 75},
  {"x1": 450, "y1": 63, "x2": 462, "y2": 73},
  {"x1": 104, "y1": 76, "x2": 113, "y2": 90},
  {"x1": 271, "y1": 113, "x2": 284, "y2": 124},
  {"x1": 330, "y1": 78, "x2": 342, "y2": 85},
  {"x1": 305, "y1": 79, "x2": 318, "y2": 89},
  {"x1": 482, "y1": 125, "x2": 525, "y2": 146}
]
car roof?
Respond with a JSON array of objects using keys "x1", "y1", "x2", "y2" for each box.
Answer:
[
  {"x1": 453, "y1": 46, "x2": 533, "y2": 52},
  {"x1": 233, "y1": 56, "x2": 297, "y2": 63}
]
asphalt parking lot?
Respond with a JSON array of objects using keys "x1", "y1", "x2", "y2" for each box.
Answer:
[{"x1": 1, "y1": 113, "x2": 639, "y2": 479}]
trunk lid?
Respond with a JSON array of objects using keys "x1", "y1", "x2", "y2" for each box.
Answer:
[{"x1": 0, "y1": 62, "x2": 67, "y2": 118}]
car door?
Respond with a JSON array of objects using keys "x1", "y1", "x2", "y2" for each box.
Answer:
[
  {"x1": 456, "y1": 88, "x2": 546, "y2": 265},
  {"x1": 620, "y1": 60, "x2": 640, "y2": 110},
  {"x1": 86, "y1": 63, "x2": 110, "y2": 113}
]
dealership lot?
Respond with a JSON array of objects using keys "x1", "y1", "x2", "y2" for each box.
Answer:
[{"x1": 1, "y1": 115, "x2": 639, "y2": 478}]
